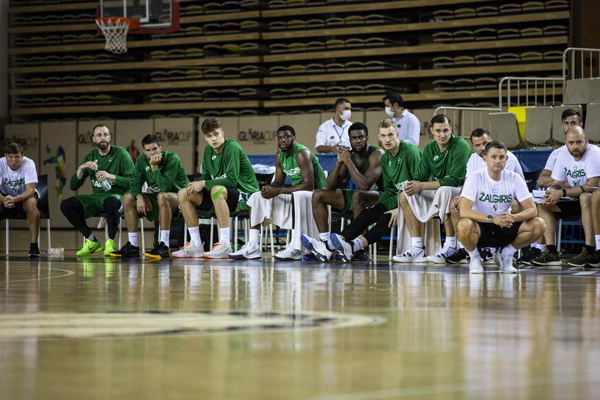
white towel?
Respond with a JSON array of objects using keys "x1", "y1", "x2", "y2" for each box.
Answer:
[
  {"x1": 395, "y1": 187, "x2": 462, "y2": 256},
  {"x1": 247, "y1": 190, "x2": 323, "y2": 251}
]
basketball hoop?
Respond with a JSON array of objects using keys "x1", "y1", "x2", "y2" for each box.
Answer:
[{"x1": 95, "y1": 17, "x2": 139, "y2": 54}]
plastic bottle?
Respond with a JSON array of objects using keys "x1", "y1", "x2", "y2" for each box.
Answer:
[{"x1": 45, "y1": 248, "x2": 64, "y2": 255}]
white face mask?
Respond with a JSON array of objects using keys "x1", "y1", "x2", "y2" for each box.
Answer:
[
  {"x1": 385, "y1": 106, "x2": 395, "y2": 117},
  {"x1": 341, "y1": 109, "x2": 352, "y2": 121}
]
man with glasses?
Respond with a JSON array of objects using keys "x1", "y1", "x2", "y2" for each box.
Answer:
[{"x1": 61, "y1": 124, "x2": 134, "y2": 256}]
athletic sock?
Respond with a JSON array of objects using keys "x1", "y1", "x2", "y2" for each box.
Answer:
[{"x1": 128, "y1": 232, "x2": 139, "y2": 247}]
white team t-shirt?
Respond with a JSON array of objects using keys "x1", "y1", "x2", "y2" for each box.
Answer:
[
  {"x1": 462, "y1": 168, "x2": 532, "y2": 215},
  {"x1": 315, "y1": 118, "x2": 352, "y2": 149},
  {"x1": 0, "y1": 156, "x2": 38, "y2": 196},
  {"x1": 550, "y1": 144, "x2": 600, "y2": 187},
  {"x1": 465, "y1": 150, "x2": 524, "y2": 178},
  {"x1": 543, "y1": 146, "x2": 566, "y2": 172}
]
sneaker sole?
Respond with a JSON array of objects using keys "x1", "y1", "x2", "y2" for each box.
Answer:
[
  {"x1": 273, "y1": 256, "x2": 302, "y2": 261},
  {"x1": 393, "y1": 257, "x2": 428, "y2": 263},
  {"x1": 469, "y1": 269, "x2": 485, "y2": 274},
  {"x1": 330, "y1": 235, "x2": 352, "y2": 262},
  {"x1": 427, "y1": 256, "x2": 448, "y2": 264},
  {"x1": 144, "y1": 253, "x2": 168, "y2": 259}
]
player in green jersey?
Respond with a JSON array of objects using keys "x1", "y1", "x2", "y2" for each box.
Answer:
[
  {"x1": 109, "y1": 134, "x2": 189, "y2": 259},
  {"x1": 229, "y1": 124, "x2": 327, "y2": 261},
  {"x1": 173, "y1": 117, "x2": 259, "y2": 259},
  {"x1": 301, "y1": 121, "x2": 385, "y2": 261},
  {"x1": 394, "y1": 114, "x2": 471, "y2": 263},
  {"x1": 60, "y1": 124, "x2": 134, "y2": 256},
  {"x1": 321, "y1": 120, "x2": 422, "y2": 263}
]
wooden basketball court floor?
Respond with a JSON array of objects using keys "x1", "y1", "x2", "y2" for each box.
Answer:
[{"x1": 1, "y1": 229, "x2": 599, "y2": 400}]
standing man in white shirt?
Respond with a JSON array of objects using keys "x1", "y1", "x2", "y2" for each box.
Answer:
[
  {"x1": 315, "y1": 98, "x2": 352, "y2": 154},
  {"x1": 382, "y1": 91, "x2": 421, "y2": 146},
  {"x1": 457, "y1": 140, "x2": 545, "y2": 274},
  {"x1": 0, "y1": 143, "x2": 40, "y2": 257}
]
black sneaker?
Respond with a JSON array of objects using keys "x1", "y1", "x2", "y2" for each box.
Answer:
[
  {"x1": 445, "y1": 248, "x2": 468, "y2": 264},
  {"x1": 351, "y1": 249, "x2": 369, "y2": 262},
  {"x1": 517, "y1": 247, "x2": 542, "y2": 265},
  {"x1": 144, "y1": 241, "x2": 170, "y2": 259},
  {"x1": 29, "y1": 243, "x2": 40, "y2": 258},
  {"x1": 480, "y1": 247, "x2": 495, "y2": 263},
  {"x1": 109, "y1": 241, "x2": 140, "y2": 258},
  {"x1": 586, "y1": 249, "x2": 600, "y2": 268}
]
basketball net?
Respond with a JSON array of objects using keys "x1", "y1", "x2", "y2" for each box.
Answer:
[{"x1": 96, "y1": 17, "x2": 138, "y2": 54}]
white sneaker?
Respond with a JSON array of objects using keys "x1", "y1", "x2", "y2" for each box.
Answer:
[
  {"x1": 330, "y1": 233, "x2": 353, "y2": 263},
  {"x1": 469, "y1": 255, "x2": 485, "y2": 274},
  {"x1": 496, "y1": 252, "x2": 518, "y2": 273},
  {"x1": 273, "y1": 246, "x2": 302, "y2": 261},
  {"x1": 392, "y1": 246, "x2": 427, "y2": 263},
  {"x1": 301, "y1": 234, "x2": 332, "y2": 262},
  {"x1": 203, "y1": 242, "x2": 232, "y2": 259},
  {"x1": 229, "y1": 243, "x2": 262, "y2": 260},
  {"x1": 172, "y1": 243, "x2": 204, "y2": 258},
  {"x1": 427, "y1": 243, "x2": 456, "y2": 264}
]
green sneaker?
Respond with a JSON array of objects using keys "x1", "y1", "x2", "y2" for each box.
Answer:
[
  {"x1": 566, "y1": 247, "x2": 589, "y2": 268},
  {"x1": 76, "y1": 239, "x2": 102, "y2": 256},
  {"x1": 530, "y1": 247, "x2": 562, "y2": 269},
  {"x1": 104, "y1": 239, "x2": 116, "y2": 256}
]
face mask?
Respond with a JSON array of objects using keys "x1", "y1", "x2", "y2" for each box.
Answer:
[
  {"x1": 385, "y1": 107, "x2": 395, "y2": 117},
  {"x1": 341, "y1": 109, "x2": 352, "y2": 121}
]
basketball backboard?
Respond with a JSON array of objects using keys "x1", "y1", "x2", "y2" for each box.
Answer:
[{"x1": 99, "y1": 0, "x2": 179, "y2": 33}]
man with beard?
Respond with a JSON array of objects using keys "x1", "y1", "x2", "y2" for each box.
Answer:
[
  {"x1": 318, "y1": 119, "x2": 422, "y2": 263},
  {"x1": 173, "y1": 117, "x2": 259, "y2": 259},
  {"x1": 531, "y1": 126, "x2": 600, "y2": 268},
  {"x1": 457, "y1": 141, "x2": 545, "y2": 274},
  {"x1": 300, "y1": 121, "x2": 384, "y2": 261},
  {"x1": 0, "y1": 143, "x2": 40, "y2": 257},
  {"x1": 109, "y1": 134, "x2": 189, "y2": 259},
  {"x1": 61, "y1": 124, "x2": 134, "y2": 256},
  {"x1": 394, "y1": 114, "x2": 471, "y2": 263},
  {"x1": 229, "y1": 125, "x2": 327, "y2": 261}
]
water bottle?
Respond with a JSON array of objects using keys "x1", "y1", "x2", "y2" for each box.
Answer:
[
  {"x1": 95, "y1": 168, "x2": 113, "y2": 191},
  {"x1": 45, "y1": 248, "x2": 64, "y2": 255}
]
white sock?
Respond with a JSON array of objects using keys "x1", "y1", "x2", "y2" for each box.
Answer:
[
  {"x1": 445, "y1": 236, "x2": 457, "y2": 248},
  {"x1": 189, "y1": 226, "x2": 202, "y2": 248},
  {"x1": 218, "y1": 227, "x2": 230, "y2": 247},
  {"x1": 468, "y1": 248, "x2": 481, "y2": 259},
  {"x1": 501, "y1": 244, "x2": 517, "y2": 256},
  {"x1": 457, "y1": 241, "x2": 465, "y2": 249},
  {"x1": 352, "y1": 237, "x2": 365, "y2": 251},
  {"x1": 595, "y1": 235, "x2": 600, "y2": 250},
  {"x1": 319, "y1": 232, "x2": 330, "y2": 242},
  {"x1": 411, "y1": 237, "x2": 423, "y2": 248},
  {"x1": 160, "y1": 230, "x2": 170, "y2": 245},
  {"x1": 128, "y1": 232, "x2": 138, "y2": 247},
  {"x1": 249, "y1": 229, "x2": 260, "y2": 247}
]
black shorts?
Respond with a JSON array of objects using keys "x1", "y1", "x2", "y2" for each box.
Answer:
[
  {"x1": 554, "y1": 199, "x2": 581, "y2": 219},
  {"x1": 196, "y1": 187, "x2": 240, "y2": 213},
  {"x1": 476, "y1": 221, "x2": 523, "y2": 248},
  {"x1": 0, "y1": 192, "x2": 38, "y2": 220}
]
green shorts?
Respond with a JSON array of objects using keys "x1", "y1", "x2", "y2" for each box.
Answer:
[
  {"x1": 341, "y1": 189, "x2": 354, "y2": 213},
  {"x1": 139, "y1": 192, "x2": 182, "y2": 222},
  {"x1": 375, "y1": 192, "x2": 397, "y2": 211},
  {"x1": 73, "y1": 193, "x2": 123, "y2": 218}
]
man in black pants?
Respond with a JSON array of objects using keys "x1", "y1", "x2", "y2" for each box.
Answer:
[
  {"x1": 307, "y1": 119, "x2": 422, "y2": 263},
  {"x1": 61, "y1": 125, "x2": 134, "y2": 256}
]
